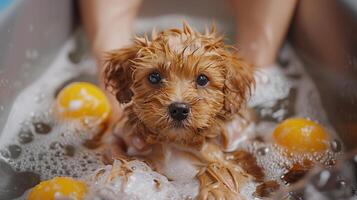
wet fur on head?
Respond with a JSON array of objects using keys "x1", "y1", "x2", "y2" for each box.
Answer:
[{"x1": 104, "y1": 22, "x2": 255, "y2": 148}]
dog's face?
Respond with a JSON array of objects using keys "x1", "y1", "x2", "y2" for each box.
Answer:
[{"x1": 104, "y1": 23, "x2": 254, "y2": 146}]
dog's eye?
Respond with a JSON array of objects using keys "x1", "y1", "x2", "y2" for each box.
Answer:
[
  {"x1": 196, "y1": 74, "x2": 209, "y2": 87},
  {"x1": 148, "y1": 72, "x2": 162, "y2": 84}
]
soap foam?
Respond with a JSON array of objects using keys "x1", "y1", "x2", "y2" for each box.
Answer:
[
  {"x1": 0, "y1": 40, "x2": 103, "y2": 181},
  {"x1": 85, "y1": 160, "x2": 199, "y2": 200}
]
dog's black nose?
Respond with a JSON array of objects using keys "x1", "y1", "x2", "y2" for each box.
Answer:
[{"x1": 169, "y1": 102, "x2": 190, "y2": 121}]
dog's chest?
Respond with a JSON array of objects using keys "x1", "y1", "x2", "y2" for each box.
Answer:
[{"x1": 146, "y1": 144, "x2": 202, "y2": 181}]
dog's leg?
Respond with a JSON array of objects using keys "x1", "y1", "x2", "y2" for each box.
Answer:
[
  {"x1": 226, "y1": 150, "x2": 265, "y2": 182},
  {"x1": 197, "y1": 162, "x2": 246, "y2": 200}
]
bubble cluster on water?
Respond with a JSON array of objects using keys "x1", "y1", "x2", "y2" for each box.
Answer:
[
  {"x1": 238, "y1": 141, "x2": 293, "y2": 182},
  {"x1": 237, "y1": 136, "x2": 342, "y2": 190},
  {"x1": 1, "y1": 110, "x2": 104, "y2": 180},
  {"x1": 275, "y1": 150, "x2": 357, "y2": 200}
]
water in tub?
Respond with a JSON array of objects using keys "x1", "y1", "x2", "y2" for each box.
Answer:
[{"x1": 0, "y1": 28, "x2": 344, "y2": 199}]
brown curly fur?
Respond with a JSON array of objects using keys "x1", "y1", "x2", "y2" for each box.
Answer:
[
  {"x1": 103, "y1": 22, "x2": 261, "y2": 199},
  {"x1": 104, "y1": 22, "x2": 254, "y2": 148}
]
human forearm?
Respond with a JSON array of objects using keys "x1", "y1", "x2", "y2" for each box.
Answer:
[
  {"x1": 232, "y1": 0, "x2": 297, "y2": 67},
  {"x1": 80, "y1": 0, "x2": 142, "y2": 64}
]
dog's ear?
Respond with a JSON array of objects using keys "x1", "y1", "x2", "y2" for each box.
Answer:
[
  {"x1": 103, "y1": 46, "x2": 139, "y2": 104},
  {"x1": 223, "y1": 53, "x2": 255, "y2": 114}
]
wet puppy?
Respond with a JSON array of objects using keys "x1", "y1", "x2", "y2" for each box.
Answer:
[{"x1": 104, "y1": 23, "x2": 265, "y2": 199}]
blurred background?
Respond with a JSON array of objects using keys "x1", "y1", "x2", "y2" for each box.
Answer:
[{"x1": 0, "y1": 0, "x2": 356, "y2": 199}]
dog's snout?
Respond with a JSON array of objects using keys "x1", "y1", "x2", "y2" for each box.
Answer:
[{"x1": 169, "y1": 102, "x2": 190, "y2": 121}]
